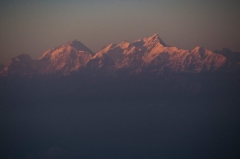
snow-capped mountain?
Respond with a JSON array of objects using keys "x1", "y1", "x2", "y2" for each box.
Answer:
[
  {"x1": 88, "y1": 34, "x2": 227, "y2": 74},
  {"x1": 0, "y1": 40, "x2": 94, "y2": 76},
  {"x1": 39, "y1": 39, "x2": 94, "y2": 75},
  {"x1": 0, "y1": 34, "x2": 239, "y2": 77}
]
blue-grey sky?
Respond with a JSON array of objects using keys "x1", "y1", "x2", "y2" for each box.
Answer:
[{"x1": 0, "y1": 0, "x2": 240, "y2": 64}]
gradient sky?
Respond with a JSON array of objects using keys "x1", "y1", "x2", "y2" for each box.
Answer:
[{"x1": 0, "y1": 0, "x2": 240, "y2": 64}]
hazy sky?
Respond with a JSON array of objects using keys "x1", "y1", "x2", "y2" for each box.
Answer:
[{"x1": 0, "y1": 0, "x2": 240, "y2": 64}]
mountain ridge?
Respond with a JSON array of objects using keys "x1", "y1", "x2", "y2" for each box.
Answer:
[{"x1": 0, "y1": 34, "x2": 239, "y2": 77}]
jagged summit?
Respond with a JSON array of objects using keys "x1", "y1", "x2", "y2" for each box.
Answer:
[
  {"x1": 192, "y1": 46, "x2": 206, "y2": 52},
  {"x1": 65, "y1": 39, "x2": 94, "y2": 55},
  {"x1": 143, "y1": 34, "x2": 168, "y2": 47},
  {"x1": 117, "y1": 41, "x2": 131, "y2": 49},
  {"x1": 40, "y1": 40, "x2": 94, "y2": 61},
  {"x1": 37, "y1": 40, "x2": 94, "y2": 74},
  {"x1": 101, "y1": 43, "x2": 117, "y2": 50},
  {"x1": 99, "y1": 43, "x2": 117, "y2": 54}
]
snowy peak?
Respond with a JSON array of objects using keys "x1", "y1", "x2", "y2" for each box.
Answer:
[
  {"x1": 40, "y1": 40, "x2": 94, "y2": 60},
  {"x1": 102, "y1": 43, "x2": 117, "y2": 50},
  {"x1": 191, "y1": 46, "x2": 205, "y2": 52},
  {"x1": 191, "y1": 46, "x2": 215, "y2": 58},
  {"x1": 117, "y1": 41, "x2": 131, "y2": 49},
  {"x1": 143, "y1": 34, "x2": 168, "y2": 47},
  {"x1": 37, "y1": 40, "x2": 94, "y2": 74},
  {"x1": 65, "y1": 39, "x2": 94, "y2": 55}
]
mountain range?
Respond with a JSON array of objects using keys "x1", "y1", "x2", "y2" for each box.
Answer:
[
  {"x1": 1, "y1": 34, "x2": 240, "y2": 105},
  {"x1": 1, "y1": 34, "x2": 240, "y2": 77},
  {"x1": 1, "y1": 34, "x2": 240, "y2": 159}
]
